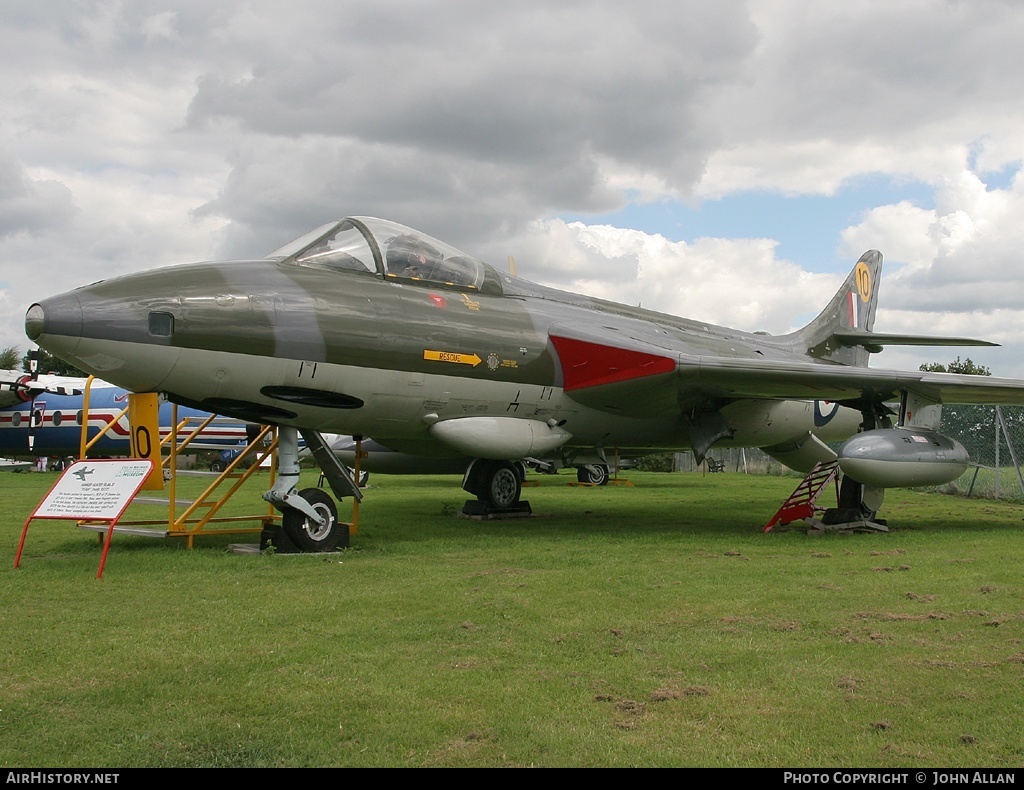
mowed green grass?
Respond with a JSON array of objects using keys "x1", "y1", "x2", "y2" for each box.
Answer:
[{"x1": 2, "y1": 468, "x2": 1023, "y2": 768}]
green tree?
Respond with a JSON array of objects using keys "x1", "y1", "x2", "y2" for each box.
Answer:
[
  {"x1": 633, "y1": 452, "x2": 676, "y2": 472},
  {"x1": 919, "y1": 356, "x2": 990, "y2": 376},
  {"x1": 0, "y1": 345, "x2": 20, "y2": 370},
  {"x1": 20, "y1": 349, "x2": 88, "y2": 378},
  {"x1": 919, "y1": 357, "x2": 1023, "y2": 467}
]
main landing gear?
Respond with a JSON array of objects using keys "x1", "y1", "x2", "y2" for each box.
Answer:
[
  {"x1": 461, "y1": 459, "x2": 532, "y2": 518},
  {"x1": 262, "y1": 426, "x2": 362, "y2": 552},
  {"x1": 766, "y1": 464, "x2": 888, "y2": 534},
  {"x1": 810, "y1": 403, "x2": 890, "y2": 533},
  {"x1": 814, "y1": 474, "x2": 888, "y2": 532},
  {"x1": 576, "y1": 463, "x2": 610, "y2": 486}
]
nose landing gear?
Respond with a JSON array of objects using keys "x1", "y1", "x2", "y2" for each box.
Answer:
[
  {"x1": 263, "y1": 426, "x2": 361, "y2": 552},
  {"x1": 281, "y1": 487, "x2": 345, "y2": 551}
]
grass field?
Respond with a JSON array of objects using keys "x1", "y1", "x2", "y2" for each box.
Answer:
[{"x1": 2, "y1": 467, "x2": 1023, "y2": 768}]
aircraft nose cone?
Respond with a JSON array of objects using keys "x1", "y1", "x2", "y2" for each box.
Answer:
[
  {"x1": 25, "y1": 292, "x2": 83, "y2": 353},
  {"x1": 25, "y1": 303, "x2": 46, "y2": 341}
]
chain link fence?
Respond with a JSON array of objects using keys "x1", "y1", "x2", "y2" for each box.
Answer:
[{"x1": 934, "y1": 405, "x2": 1024, "y2": 501}]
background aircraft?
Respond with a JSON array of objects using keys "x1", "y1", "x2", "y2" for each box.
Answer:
[
  {"x1": 26, "y1": 216, "x2": 1024, "y2": 550},
  {"x1": 0, "y1": 377, "x2": 250, "y2": 461},
  {"x1": 1, "y1": 365, "x2": 87, "y2": 464},
  {"x1": 0, "y1": 368, "x2": 83, "y2": 411}
]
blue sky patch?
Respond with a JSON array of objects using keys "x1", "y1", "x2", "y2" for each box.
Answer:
[{"x1": 559, "y1": 175, "x2": 936, "y2": 274}]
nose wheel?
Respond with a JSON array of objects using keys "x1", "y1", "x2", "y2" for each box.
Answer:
[
  {"x1": 264, "y1": 426, "x2": 356, "y2": 552},
  {"x1": 282, "y1": 487, "x2": 348, "y2": 552}
]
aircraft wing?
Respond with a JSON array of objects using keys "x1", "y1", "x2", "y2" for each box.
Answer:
[
  {"x1": 549, "y1": 332, "x2": 1024, "y2": 418},
  {"x1": 679, "y1": 357, "x2": 1024, "y2": 405}
]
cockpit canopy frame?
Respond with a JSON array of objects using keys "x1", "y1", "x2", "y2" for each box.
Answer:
[{"x1": 267, "y1": 216, "x2": 495, "y2": 293}]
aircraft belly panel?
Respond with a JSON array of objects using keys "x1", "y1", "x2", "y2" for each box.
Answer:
[{"x1": 373, "y1": 394, "x2": 426, "y2": 423}]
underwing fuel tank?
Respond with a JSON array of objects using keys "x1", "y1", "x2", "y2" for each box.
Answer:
[
  {"x1": 429, "y1": 417, "x2": 571, "y2": 460},
  {"x1": 837, "y1": 428, "x2": 969, "y2": 488}
]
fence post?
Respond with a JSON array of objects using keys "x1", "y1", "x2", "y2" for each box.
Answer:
[
  {"x1": 995, "y1": 408, "x2": 1000, "y2": 499},
  {"x1": 995, "y1": 406, "x2": 1024, "y2": 499}
]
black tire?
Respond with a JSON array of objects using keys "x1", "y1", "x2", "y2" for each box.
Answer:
[
  {"x1": 282, "y1": 487, "x2": 347, "y2": 552},
  {"x1": 577, "y1": 464, "x2": 609, "y2": 486},
  {"x1": 484, "y1": 460, "x2": 521, "y2": 509},
  {"x1": 462, "y1": 460, "x2": 486, "y2": 499},
  {"x1": 210, "y1": 459, "x2": 226, "y2": 473}
]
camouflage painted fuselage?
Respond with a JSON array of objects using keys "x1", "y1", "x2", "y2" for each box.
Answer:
[{"x1": 26, "y1": 217, "x2": 861, "y2": 463}]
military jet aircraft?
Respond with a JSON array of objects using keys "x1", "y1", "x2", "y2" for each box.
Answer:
[{"x1": 25, "y1": 216, "x2": 1024, "y2": 550}]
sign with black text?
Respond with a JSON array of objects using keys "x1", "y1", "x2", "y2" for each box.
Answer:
[{"x1": 34, "y1": 460, "x2": 155, "y2": 520}]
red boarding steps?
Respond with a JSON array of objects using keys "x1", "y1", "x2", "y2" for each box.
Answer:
[{"x1": 763, "y1": 460, "x2": 839, "y2": 533}]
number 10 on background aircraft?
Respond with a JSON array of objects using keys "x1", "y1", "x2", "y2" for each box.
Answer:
[{"x1": 25, "y1": 216, "x2": 1024, "y2": 551}]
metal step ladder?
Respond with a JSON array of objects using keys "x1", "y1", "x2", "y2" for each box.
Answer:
[{"x1": 763, "y1": 460, "x2": 839, "y2": 532}]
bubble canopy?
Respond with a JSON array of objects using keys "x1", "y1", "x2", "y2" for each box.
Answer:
[{"x1": 266, "y1": 216, "x2": 490, "y2": 291}]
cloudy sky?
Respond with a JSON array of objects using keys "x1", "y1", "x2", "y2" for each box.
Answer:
[{"x1": 2, "y1": 0, "x2": 1023, "y2": 376}]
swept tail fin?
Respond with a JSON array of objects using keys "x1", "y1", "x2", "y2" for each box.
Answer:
[
  {"x1": 791, "y1": 250, "x2": 995, "y2": 367},
  {"x1": 796, "y1": 250, "x2": 882, "y2": 367}
]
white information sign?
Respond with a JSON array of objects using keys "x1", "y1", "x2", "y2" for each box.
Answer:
[{"x1": 35, "y1": 460, "x2": 155, "y2": 520}]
